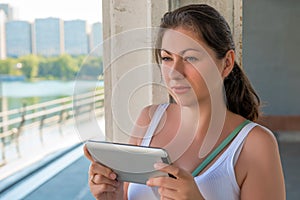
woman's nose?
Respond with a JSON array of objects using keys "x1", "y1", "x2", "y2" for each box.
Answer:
[{"x1": 169, "y1": 59, "x2": 185, "y2": 80}]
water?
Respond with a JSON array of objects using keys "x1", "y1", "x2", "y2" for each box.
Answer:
[{"x1": 0, "y1": 80, "x2": 104, "y2": 110}]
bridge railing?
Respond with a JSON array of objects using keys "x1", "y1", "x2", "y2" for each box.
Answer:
[{"x1": 0, "y1": 89, "x2": 104, "y2": 166}]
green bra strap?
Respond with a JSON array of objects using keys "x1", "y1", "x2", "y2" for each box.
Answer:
[{"x1": 192, "y1": 120, "x2": 250, "y2": 177}]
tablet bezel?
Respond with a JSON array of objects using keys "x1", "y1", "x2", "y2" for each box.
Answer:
[{"x1": 86, "y1": 140, "x2": 172, "y2": 184}]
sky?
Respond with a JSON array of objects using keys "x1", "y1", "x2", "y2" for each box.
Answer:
[{"x1": 0, "y1": 0, "x2": 102, "y2": 24}]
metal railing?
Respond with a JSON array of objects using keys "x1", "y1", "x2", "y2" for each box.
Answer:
[{"x1": 0, "y1": 89, "x2": 104, "y2": 166}]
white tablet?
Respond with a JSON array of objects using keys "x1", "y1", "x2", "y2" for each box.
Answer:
[{"x1": 85, "y1": 140, "x2": 172, "y2": 184}]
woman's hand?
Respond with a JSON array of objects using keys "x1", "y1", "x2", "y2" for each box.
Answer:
[
  {"x1": 146, "y1": 163, "x2": 204, "y2": 200},
  {"x1": 84, "y1": 145, "x2": 124, "y2": 200}
]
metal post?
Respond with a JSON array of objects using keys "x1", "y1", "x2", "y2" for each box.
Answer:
[{"x1": 39, "y1": 107, "x2": 46, "y2": 144}]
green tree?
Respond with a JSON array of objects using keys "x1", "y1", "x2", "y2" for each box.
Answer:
[
  {"x1": 18, "y1": 55, "x2": 39, "y2": 79},
  {"x1": 0, "y1": 58, "x2": 18, "y2": 75},
  {"x1": 78, "y1": 56, "x2": 103, "y2": 79},
  {"x1": 38, "y1": 57, "x2": 54, "y2": 79},
  {"x1": 51, "y1": 54, "x2": 79, "y2": 80},
  {"x1": 1, "y1": 54, "x2": 102, "y2": 80}
]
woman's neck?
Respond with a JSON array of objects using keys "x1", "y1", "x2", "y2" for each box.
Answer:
[{"x1": 181, "y1": 97, "x2": 228, "y2": 159}]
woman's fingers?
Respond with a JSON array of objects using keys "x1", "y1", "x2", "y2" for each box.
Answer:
[
  {"x1": 88, "y1": 162, "x2": 119, "y2": 192},
  {"x1": 89, "y1": 161, "x2": 117, "y2": 180},
  {"x1": 148, "y1": 163, "x2": 205, "y2": 200},
  {"x1": 90, "y1": 181, "x2": 118, "y2": 192},
  {"x1": 89, "y1": 175, "x2": 119, "y2": 193},
  {"x1": 91, "y1": 174, "x2": 119, "y2": 185},
  {"x1": 147, "y1": 163, "x2": 182, "y2": 189},
  {"x1": 158, "y1": 186, "x2": 177, "y2": 199},
  {"x1": 147, "y1": 163, "x2": 194, "y2": 189},
  {"x1": 83, "y1": 144, "x2": 94, "y2": 161},
  {"x1": 85, "y1": 146, "x2": 124, "y2": 199},
  {"x1": 84, "y1": 145, "x2": 117, "y2": 180},
  {"x1": 154, "y1": 162, "x2": 189, "y2": 179}
]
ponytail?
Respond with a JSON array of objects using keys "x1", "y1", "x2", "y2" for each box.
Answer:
[{"x1": 224, "y1": 62, "x2": 260, "y2": 121}]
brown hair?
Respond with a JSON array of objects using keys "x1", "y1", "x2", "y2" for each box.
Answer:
[{"x1": 155, "y1": 4, "x2": 260, "y2": 121}]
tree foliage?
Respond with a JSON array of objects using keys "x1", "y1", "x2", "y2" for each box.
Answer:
[
  {"x1": 0, "y1": 59, "x2": 13, "y2": 74},
  {"x1": 19, "y1": 55, "x2": 39, "y2": 78},
  {"x1": 77, "y1": 56, "x2": 103, "y2": 79},
  {"x1": 0, "y1": 55, "x2": 103, "y2": 80}
]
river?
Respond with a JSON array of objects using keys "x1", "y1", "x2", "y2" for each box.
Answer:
[{"x1": 0, "y1": 80, "x2": 104, "y2": 110}]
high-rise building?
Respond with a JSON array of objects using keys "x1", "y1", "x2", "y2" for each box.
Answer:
[
  {"x1": 0, "y1": 3, "x2": 101, "y2": 58},
  {"x1": 64, "y1": 20, "x2": 88, "y2": 56},
  {"x1": 0, "y1": 4, "x2": 13, "y2": 21},
  {"x1": 33, "y1": 17, "x2": 64, "y2": 57},
  {"x1": 90, "y1": 22, "x2": 103, "y2": 55},
  {"x1": 5, "y1": 20, "x2": 32, "y2": 57}
]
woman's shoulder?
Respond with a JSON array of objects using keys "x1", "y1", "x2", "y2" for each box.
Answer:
[
  {"x1": 129, "y1": 103, "x2": 175, "y2": 145},
  {"x1": 245, "y1": 124, "x2": 278, "y2": 152},
  {"x1": 137, "y1": 103, "x2": 178, "y2": 121},
  {"x1": 237, "y1": 124, "x2": 285, "y2": 198},
  {"x1": 241, "y1": 123, "x2": 280, "y2": 169},
  {"x1": 137, "y1": 103, "x2": 168, "y2": 121}
]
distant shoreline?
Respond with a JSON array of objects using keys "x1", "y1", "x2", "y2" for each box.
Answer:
[{"x1": 0, "y1": 75, "x2": 26, "y2": 82}]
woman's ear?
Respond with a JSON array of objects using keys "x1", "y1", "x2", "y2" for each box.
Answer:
[{"x1": 222, "y1": 50, "x2": 235, "y2": 79}]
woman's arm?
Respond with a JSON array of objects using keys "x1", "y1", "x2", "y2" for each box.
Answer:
[{"x1": 239, "y1": 126, "x2": 286, "y2": 200}]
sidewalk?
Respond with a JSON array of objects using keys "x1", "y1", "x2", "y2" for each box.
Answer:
[{"x1": 21, "y1": 155, "x2": 95, "y2": 200}]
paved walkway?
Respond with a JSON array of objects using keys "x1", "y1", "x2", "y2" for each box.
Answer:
[{"x1": 23, "y1": 156, "x2": 94, "y2": 200}]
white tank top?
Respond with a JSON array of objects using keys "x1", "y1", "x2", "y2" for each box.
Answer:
[{"x1": 127, "y1": 104, "x2": 258, "y2": 200}]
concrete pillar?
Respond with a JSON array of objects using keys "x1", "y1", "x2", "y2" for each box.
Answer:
[
  {"x1": 102, "y1": 0, "x2": 242, "y2": 142},
  {"x1": 103, "y1": 0, "x2": 169, "y2": 142}
]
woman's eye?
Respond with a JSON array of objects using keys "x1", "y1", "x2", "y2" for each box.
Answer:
[
  {"x1": 184, "y1": 56, "x2": 198, "y2": 63},
  {"x1": 161, "y1": 56, "x2": 172, "y2": 62}
]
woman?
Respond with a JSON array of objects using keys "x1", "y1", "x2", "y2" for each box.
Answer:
[{"x1": 84, "y1": 4, "x2": 285, "y2": 200}]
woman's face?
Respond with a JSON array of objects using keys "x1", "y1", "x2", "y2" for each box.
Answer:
[{"x1": 160, "y1": 27, "x2": 224, "y2": 106}]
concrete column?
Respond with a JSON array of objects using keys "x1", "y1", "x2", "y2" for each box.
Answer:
[
  {"x1": 103, "y1": 0, "x2": 242, "y2": 142},
  {"x1": 103, "y1": 0, "x2": 169, "y2": 142}
]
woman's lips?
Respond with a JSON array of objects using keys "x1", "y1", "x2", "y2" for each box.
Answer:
[{"x1": 171, "y1": 86, "x2": 191, "y2": 94}]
